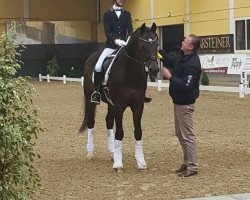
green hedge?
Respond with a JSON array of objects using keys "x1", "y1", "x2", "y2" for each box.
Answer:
[
  {"x1": 201, "y1": 71, "x2": 209, "y2": 86},
  {"x1": 0, "y1": 29, "x2": 43, "y2": 200}
]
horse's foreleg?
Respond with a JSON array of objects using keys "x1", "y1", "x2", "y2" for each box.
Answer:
[
  {"x1": 107, "y1": 129, "x2": 114, "y2": 159},
  {"x1": 113, "y1": 106, "x2": 126, "y2": 170},
  {"x1": 131, "y1": 103, "x2": 147, "y2": 170},
  {"x1": 106, "y1": 105, "x2": 115, "y2": 159},
  {"x1": 113, "y1": 140, "x2": 123, "y2": 171}
]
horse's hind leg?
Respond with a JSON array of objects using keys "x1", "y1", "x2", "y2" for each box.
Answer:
[
  {"x1": 85, "y1": 98, "x2": 97, "y2": 160},
  {"x1": 106, "y1": 104, "x2": 115, "y2": 159},
  {"x1": 131, "y1": 103, "x2": 147, "y2": 170}
]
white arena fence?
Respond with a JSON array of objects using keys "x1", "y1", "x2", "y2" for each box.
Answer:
[
  {"x1": 38, "y1": 74, "x2": 250, "y2": 98},
  {"x1": 39, "y1": 74, "x2": 84, "y2": 85}
]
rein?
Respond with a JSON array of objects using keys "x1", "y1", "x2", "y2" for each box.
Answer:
[
  {"x1": 124, "y1": 48, "x2": 144, "y2": 65},
  {"x1": 124, "y1": 35, "x2": 158, "y2": 70}
]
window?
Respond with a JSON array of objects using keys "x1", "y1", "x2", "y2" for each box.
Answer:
[
  {"x1": 162, "y1": 24, "x2": 184, "y2": 52},
  {"x1": 247, "y1": 20, "x2": 250, "y2": 50},
  {"x1": 235, "y1": 19, "x2": 250, "y2": 50}
]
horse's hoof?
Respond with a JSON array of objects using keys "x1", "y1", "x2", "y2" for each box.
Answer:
[
  {"x1": 113, "y1": 162, "x2": 123, "y2": 169},
  {"x1": 137, "y1": 166, "x2": 147, "y2": 170},
  {"x1": 109, "y1": 152, "x2": 114, "y2": 162},
  {"x1": 113, "y1": 167, "x2": 123, "y2": 173},
  {"x1": 137, "y1": 162, "x2": 147, "y2": 170},
  {"x1": 86, "y1": 151, "x2": 93, "y2": 160}
]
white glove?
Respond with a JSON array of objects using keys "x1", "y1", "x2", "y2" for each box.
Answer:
[{"x1": 114, "y1": 39, "x2": 126, "y2": 47}]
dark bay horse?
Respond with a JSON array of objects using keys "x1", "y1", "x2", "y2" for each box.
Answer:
[{"x1": 79, "y1": 23, "x2": 159, "y2": 171}]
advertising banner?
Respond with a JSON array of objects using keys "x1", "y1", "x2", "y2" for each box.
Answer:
[{"x1": 199, "y1": 54, "x2": 250, "y2": 74}]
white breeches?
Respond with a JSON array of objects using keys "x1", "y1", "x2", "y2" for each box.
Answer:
[{"x1": 95, "y1": 48, "x2": 116, "y2": 72}]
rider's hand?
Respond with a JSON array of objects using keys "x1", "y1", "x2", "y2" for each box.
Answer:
[{"x1": 115, "y1": 39, "x2": 126, "y2": 47}]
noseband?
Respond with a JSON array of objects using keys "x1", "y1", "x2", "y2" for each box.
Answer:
[{"x1": 124, "y1": 35, "x2": 158, "y2": 71}]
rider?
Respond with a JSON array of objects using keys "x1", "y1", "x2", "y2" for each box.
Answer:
[
  {"x1": 90, "y1": 0, "x2": 133, "y2": 104},
  {"x1": 91, "y1": 0, "x2": 152, "y2": 104}
]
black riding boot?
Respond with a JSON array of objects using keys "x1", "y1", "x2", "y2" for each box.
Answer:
[{"x1": 91, "y1": 72, "x2": 102, "y2": 104}]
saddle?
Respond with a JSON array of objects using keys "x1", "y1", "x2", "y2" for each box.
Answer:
[
  {"x1": 101, "y1": 48, "x2": 121, "y2": 84},
  {"x1": 101, "y1": 54, "x2": 115, "y2": 79},
  {"x1": 100, "y1": 48, "x2": 123, "y2": 106}
]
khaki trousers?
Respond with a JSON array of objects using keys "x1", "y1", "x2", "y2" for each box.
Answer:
[{"x1": 174, "y1": 104, "x2": 198, "y2": 171}]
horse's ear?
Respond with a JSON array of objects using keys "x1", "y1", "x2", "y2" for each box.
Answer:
[
  {"x1": 151, "y1": 23, "x2": 157, "y2": 33},
  {"x1": 140, "y1": 23, "x2": 147, "y2": 33}
]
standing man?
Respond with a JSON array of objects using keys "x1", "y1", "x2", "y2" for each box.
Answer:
[
  {"x1": 161, "y1": 34, "x2": 201, "y2": 177},
  {"x1": 91, "y1": 0, "x2": 133, "y2": 104}
]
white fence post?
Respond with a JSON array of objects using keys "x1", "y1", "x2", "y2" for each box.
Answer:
[
  {"x1": 239, "y1": 83, "x2": 245, "y2": 98},
  {"x1": 63, "y1": 75, "x2": 66, "y2": 84},
  {"x1": 47, "y1": 74, "x2": 50, "y2": 82},
  {"x1": 241, "y1": 71, "x2": 246, "y2": 86},
  {"x1": 157, "y1": 79, "x2": 162, "y2": 91},
  {"x1": 81, "y1": 76, "x2": 84, "y2": 86},
  {"x1": 39, "y1": 74, "x2": 42, "y2": 81}
]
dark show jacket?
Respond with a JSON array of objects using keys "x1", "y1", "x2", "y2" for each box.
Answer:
[
  {"x1": 168, "y1": 52, "x2": 201, "y2": 105},
  {"x1": 103, "y1": 7, "x2": 133, "y2": 49}
]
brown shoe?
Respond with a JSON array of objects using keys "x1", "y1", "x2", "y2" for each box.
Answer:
[
  {"x1": 144, "y1": 91, "x2": 152, "y2": 103},
  {"x1": 175, "y1": 164, "x2": 187, "y2": 173},
  {"x1": 178, "y1": 169, "x2": 198, "y2": 177},
  {"x1": 144, "y1": 97, "x2": 152, "y2": 103}
]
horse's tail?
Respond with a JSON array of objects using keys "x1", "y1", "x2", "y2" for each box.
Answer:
[
  {"x1": 79, "y1": 97, "x2": 88, "y2": 133},
  {"x1": 79, "y1": 51, "x2": 99, "y2": 133}
]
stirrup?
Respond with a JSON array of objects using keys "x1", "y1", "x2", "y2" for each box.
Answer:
[{"x1": 90, "y1": 91, "x2": 101, "y2": 104}]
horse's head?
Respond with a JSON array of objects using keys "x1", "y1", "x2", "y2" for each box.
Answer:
[{"x1": 127, "y1": 23, "x2": 159, "y2": 81}]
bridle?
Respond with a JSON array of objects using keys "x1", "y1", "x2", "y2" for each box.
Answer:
[{"x1": 124, "y1": 34, "x2": 158, "y2": 71}]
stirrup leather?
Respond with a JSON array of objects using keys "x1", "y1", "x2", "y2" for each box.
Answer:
[{"x1": 103, "y1": 86, "x2": 114, "y2": 106}]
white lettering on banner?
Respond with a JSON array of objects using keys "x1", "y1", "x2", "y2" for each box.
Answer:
[
  {"x1": 203, "y1": 68, "x2": 227, "y2": 74},
  {"x1": 231, "y1": 58, "x2": 242, "y2": 69},
  {"x1": 200, "y1": 37, "x2": 231, "y2": 49}
]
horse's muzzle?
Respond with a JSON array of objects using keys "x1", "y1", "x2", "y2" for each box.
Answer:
[{"x1": 148, "y1": 56, "x2": 159, "y2": 78}]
